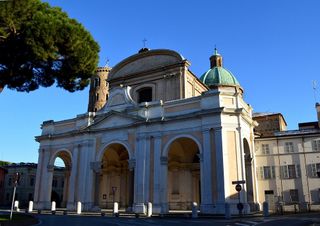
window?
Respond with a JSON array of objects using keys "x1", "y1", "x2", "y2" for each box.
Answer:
[
  {"x1": 96, "y1": 93, "x2": 99, "y2": 101},
  {"x1": 289, "y1": 189, "x2": 299, "y2": 203},
  {"x1": 261, "y1": 144, "x2": 270, "y2": 154},
  {"x1": 284, "y1": 142, "x2": 294, "y2": 153},
  {"x1": 138, "y1": 87, "x2": 152, "y2": 103},
  {"x1": 94, "y1": 78, "x2": 100, "y2": 88},
  {"x1": 28, "y1": 193, "x2": 33, "y2": 201},
  {"x1": 312, "y1": 140, "x2": 320, "y2": 151},
  {"x1": 61, "y1": 179, "x2": 64, "y2": 188},
  {"x1": 257, "y1": 166, "x2": 276, "y2": 179},
  {"x1": 310, "y1": 163, "x2": 320, "y2": 177},
  {"x1": 30, "y1": 177, "x2": 34, "y2": 187},
  {"x1": 8, "y1": 178, "x2": 12, "y2": 186},
  {"x1": 280, "y1": 164, "x2": 301, "y2": 179}
]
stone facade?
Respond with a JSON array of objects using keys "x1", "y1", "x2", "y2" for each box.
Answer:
[
  {"x1": 3, "y1": 163, "x2": 65, "y2": 208},
  {"x1": 34, "y1": 49, "x2": 256, "y2": 214},
  {"x1": 0, "y1": 166, "x2": 7, "y2": 206},
  {"x1": 254, "y1": 106, "x2": 320, "y2": 212}
]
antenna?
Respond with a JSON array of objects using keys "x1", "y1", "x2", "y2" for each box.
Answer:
[{"x1": 313, "y1": 80, "x2": 318, "y2": 102}]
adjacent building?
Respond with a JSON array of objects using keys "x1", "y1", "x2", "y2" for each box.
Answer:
[
  {"x1": 3, "y1": 163, "x2": 65, "y2": 208},
  {"x1": 0, "y1": 166, "x2": 7, "y2": 206},
  {"x1": 253, "y1": 105, "x2": 320, "y2": 211}
]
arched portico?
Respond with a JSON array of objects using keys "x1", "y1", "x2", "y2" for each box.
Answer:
[
  {"x1": 161, "y1": 135, "x2": 202, "y2": 211},
  {"x1": 98, "y1": 143, "x2": 134, "y2": 210},
  {"x1": 48, "y1": 150, "x2": 72, "y2": 208}
]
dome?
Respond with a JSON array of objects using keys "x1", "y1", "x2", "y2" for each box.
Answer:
[
  {"x1": 199, "y1": 48, "x2": 240, "y2": 88},
  {"x1": 200, "y1": 67, "x2": 240, "y2": 87}
]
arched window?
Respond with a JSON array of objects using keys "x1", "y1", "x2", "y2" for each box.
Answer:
[
  {"x1": 94, "y1": 78, "x2": 100, "y2": 88},
  {"x1": 138, "y1": 87, "x2": 152, "y2": 103}
]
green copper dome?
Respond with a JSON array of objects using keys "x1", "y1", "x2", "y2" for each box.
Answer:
[
  {"x1": 200, "y1": 48, "x2": 240, "y2": 88},
  {"x1": 200, "y1": 67, "x2": 240, "y2": 87}
]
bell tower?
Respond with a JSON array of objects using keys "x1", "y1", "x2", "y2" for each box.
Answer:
[{"x1": 87, "y1": 66, "x2": 111, "y2": 112}]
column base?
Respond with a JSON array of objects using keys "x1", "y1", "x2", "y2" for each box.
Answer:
[
  {"x1": 67, "y1": 202, "x2": 75, "y2": 211},
  {"x1": 133, "y1": 203, "x2": 146, "y2": 214},
  {"x1": 34, "y1": 201, "x2": 51, "y2": 210},
  {"x1": 152, "y1": 204, "x2": 161, "y2": 214}
]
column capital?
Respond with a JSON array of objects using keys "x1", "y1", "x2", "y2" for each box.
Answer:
[
  {"x1": 47, "y1": 164, "x2": 54, "y2": 172},
  {"x1": 90, "y1": 161, "x2": 101, "y2": 173},
  {"x1": 129, "y1": 159, "x2": 136, "y2": 170},
  {"x1": 160, "y1": 156, "x2": 168, "y2": 165}
]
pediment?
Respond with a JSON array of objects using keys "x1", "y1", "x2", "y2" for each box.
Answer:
[{"x1": 89, "y1": 111, "x2": 142, "y2": 130}]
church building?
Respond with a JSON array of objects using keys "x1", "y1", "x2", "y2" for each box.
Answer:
[{"x1": 33, "y1": 48, "x2": 259, "y2": 214}]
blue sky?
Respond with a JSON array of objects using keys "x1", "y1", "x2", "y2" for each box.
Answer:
[{"x1": 1, "y1": 0, "x2": 320, "y2": 163}]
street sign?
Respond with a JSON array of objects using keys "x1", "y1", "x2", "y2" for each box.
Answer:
[
  {"x1": 235, "y1": 184, "x2": 242, "y2": 192},
  {"x1": 237, "y1": 202, "x2": 244, "y2": 211},
  {"x1": 232, "y1": 180, "x2": 245, "y2": 185}
]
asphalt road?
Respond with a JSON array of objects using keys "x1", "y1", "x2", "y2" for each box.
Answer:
[{"x1": 34, "y1": 213, "x2": 320, "y2": 226}]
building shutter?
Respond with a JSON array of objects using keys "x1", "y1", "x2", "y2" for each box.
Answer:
[{"x1": 296, "y1": 164, "x2": 301, "y2": 178}]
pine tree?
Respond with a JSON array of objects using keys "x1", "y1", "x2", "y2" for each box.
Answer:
[{"x1": 0, "y1": 0, "x2": 100, "y2": 92}]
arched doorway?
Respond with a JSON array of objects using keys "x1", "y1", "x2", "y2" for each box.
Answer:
[
  {"x1": 99, "y1": 143, "x2": 134, "y2": 210},
  {"x1": 243, "y1": 138, "x2": 254, "y2": 208},
  {"x1": 167, "y1": 137, "x2": 201, "y2": 210},
  {"x1": 51, "y1": 151, "x2": 71, "y2": 208}
]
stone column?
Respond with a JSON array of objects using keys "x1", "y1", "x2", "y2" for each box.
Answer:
[
  {"x1": 34, "y1": 148, "x2": 44, "y2": 207},
  {"x1": 159, "y1": 156, "x2": 168, "y2": 213},
  {"x1": 81, "y1": 140, "x2": 95, "y2": 211},
  {"x1": 200, "y1": 129, "x2": 214, "y2": 213},
  {"x1": 152, "y1": 135, "x2": 162, "y2": 213},
  {"x1": 90, "y1": 161, "x2": 101, "y2": 210},
  {"x1": 67, "y1": 145, "x2": 79, "y2": 210},
  {"x1": 214, "y1": 128, "x2": 226, "y2": 214},
  {"x1": 43, "y1": 163, "x2": 54, "y2": 209},
  {"x1": 133, "y1": 135, "x2": 147, "y2": 214}
]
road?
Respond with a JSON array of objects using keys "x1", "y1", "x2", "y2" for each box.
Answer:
[{"x1": 34, "y1": 213, "x2": 320, "y2": 226}]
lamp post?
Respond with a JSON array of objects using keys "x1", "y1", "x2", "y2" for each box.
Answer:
[
  {"x1": 112, "y1": 187, "x2": 117, "y2": 204},
  {"x1": 10, "y1": 172, "x2": 20, "y2": 220}
]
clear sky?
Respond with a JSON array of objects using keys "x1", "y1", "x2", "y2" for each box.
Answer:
[{"x1": 1, "y1": 0, "x2": 320, "y2": 163}]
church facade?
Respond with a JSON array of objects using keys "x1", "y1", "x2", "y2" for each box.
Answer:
[{"x1": 34, "y1": 48, "x2": 260, "y2": 214}]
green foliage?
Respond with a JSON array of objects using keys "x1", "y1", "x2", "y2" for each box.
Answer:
[
  {"x1": 0, "y1": 0, "x2": 99, "y2": 92},
  {"x1": 0, "y1": 160, "x2": 10, "y2": 166}
]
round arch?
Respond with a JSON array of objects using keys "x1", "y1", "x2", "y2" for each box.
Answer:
[
  {"x1": 96, "y1": 140, "x2": 133, "y2": 162},
  {"x1": 96, "y1": 141, "x2": 134, "y2": 210},
  {"x1": 49, "y1": 149, "x2": 72, "y2": 168},
  {"x1": 162, "y1": 134, "x2": 203, "y2": 158},
  {"x1": 48, "y1": 149, "x2": 72, "y2": 208}
]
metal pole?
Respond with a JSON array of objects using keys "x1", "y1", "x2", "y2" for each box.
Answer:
[{"x1": 10, "y1": 183, "x2": 17, "y2": 220}]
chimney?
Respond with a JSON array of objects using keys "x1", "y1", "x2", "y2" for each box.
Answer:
[{"x1": 316, "y1": 103, "x2": 320, "y2": 127}]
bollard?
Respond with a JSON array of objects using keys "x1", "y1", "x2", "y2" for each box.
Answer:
[
  {"x1": 28, "y1": 201, "x2": 33, "y2": 213},
  {"x1": 263, "y1": 201, "x2": 269, "y2": 217},
  {"x1": 101, "y1": 211, "x2": 105, "y2": 217},
  {"x1": 76, "y1": 201, "x2": 82, "y2": 215},
  {"x1": 113, "y1": 202, "x2": 119, "y2": 217},
  {"x1": 14, "y1": 201, "x2": 20, "y2": 212},
  {"x1": 63, "y1": 210, "x2": 68, "y2": 215},
  {"x1": 147, "y1": 202, "x2": 152, "y2": 217},
  {"x1": 51, "y1": 201, "x2": 56, "y2": 214},
  {"x1": 225, "y1": 203, "x2": 231, "y2": 219},
  {"x1": 192, "y1": 202, "x2": 198, "y2": 218}
]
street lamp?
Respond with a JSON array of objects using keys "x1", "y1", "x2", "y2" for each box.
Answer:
[{"x1": 10, "y1": 172, "x2": 20, "y2": 220}]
